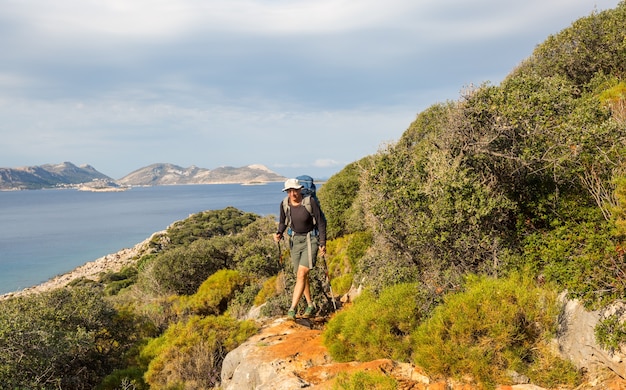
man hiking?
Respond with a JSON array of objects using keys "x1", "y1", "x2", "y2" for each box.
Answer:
[{"x1": 274, "y1": 178, "x2": 327, "y2": 320}]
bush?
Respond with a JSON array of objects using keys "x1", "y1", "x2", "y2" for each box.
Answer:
[
  {"x1": 331, "y1": 274, "x2": 353, "y2": 296},
  {"x1": 318, "y1": 161, "x2": 364, "y2": 239},
  {"x1": 233, "y1": 215, "x2": 281, "y2": 277},
  {"x1": 332, "y1": 370, "x2": 398, "y2": 390},
  {"x1": 595, "y1": 312, "x2": 626, "y2": 352},
  {"x1": 253, "y1": 275, "x2": 280, "y2": 306},
  {"x1": 176, "y1": 269, "x2": 248, "y2": 317},
  {"x1": 521, "y1": 216, "x2": 625, "y2": 309},
  {"x1": 355, "y1": 245, "x2": 421, "y2": 295},
  {"x1": 234, "y1": 238, "x2": 281, "y2": 278},
  {"x1": 325, "y1": 231, "x2": 372, "y2": 295},
  {"x1": 166, "y1": 207, "x2": 257, "y2": 247},
  {"x1": 139, "y1": 235, "x2": 238, "y2": 295},
  {"x1": 97, "y1": 367, "x2": 148, "y2": 390},
  {"x1": 323, "y1": 283, "x2": 428, "y2": 362},
  {"x1": 527, "y1": 3, "x2": 626, "y2": 87},
  {"x1": 360, "y1": 101, "x2": 518, "y2": 292},
  {"x1": 328, "y1": 232, "x2": 372, "y2": 276},
  {"x1": 229, "y1": 283, "x2": 262, "y2": 319},
  {"x1": 141, "y1": 314, "x2": 257, "y2": 389},
  {"x1": 0, "y1": 287, "x2": 138, "y2": 389},
  {"x1": 411, "y1": 274, "x2": 579, "y2": 388},
  {"x1": 101, "y1": 266, "x2": 139, "y2": 296}
]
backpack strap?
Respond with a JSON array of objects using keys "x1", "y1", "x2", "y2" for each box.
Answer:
[
  {"x1": 302, "y1": 196, "x2": 316, "y2": 226},
  {"x1": 282, "y1": 196, "x2": 290, "y2": 230}
]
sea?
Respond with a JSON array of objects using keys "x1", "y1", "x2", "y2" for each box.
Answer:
[{"x1": 0, "y1": 183, "x2": 285, "y2": 295}]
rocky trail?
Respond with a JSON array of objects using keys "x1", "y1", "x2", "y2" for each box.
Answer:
[{"x1": 221, "y1": 315, "x2": 626, "y2": 390}]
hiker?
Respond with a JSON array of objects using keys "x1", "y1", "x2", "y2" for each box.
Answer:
[{"x1": 274, "y1": 178, "x2": 327, "y2": 320}]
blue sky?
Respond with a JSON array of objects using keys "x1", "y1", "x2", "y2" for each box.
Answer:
[{"x1": 0, "y1": 0, "x2": 621, "y2": 180}]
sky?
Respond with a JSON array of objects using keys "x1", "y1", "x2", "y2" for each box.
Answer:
[{"x1": 0, "y1": 1, "x2": 622, "y2": 180}]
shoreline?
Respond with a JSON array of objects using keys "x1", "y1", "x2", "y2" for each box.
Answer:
[{"x1": 0, "y1": 231, "x2": 164, "y2": 300}]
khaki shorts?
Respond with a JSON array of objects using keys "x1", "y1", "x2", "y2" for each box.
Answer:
[{"x1": 290, "y1": 233, "x2": 319, "y2": 272}]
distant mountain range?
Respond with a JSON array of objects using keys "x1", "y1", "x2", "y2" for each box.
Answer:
[
  {"x1": 116, "y1": 163, "x2": 285, "y2": 186},
  {"x1": 0, "y1": 162, "x2": 286, "y2": 190}
]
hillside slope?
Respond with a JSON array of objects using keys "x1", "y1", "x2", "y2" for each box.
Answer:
[
  {"x1": 0, "y1": 162, "x2": 112, "y2": 190},
  {"x1": 116, "y1": 163, "x2": 285, "y2": 186}
]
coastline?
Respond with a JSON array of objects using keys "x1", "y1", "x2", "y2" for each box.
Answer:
[{"x1": 0, "y1": 231, "x2": 164, "y2": 300}]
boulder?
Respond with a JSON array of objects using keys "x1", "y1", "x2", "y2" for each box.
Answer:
[
  {"x1": 556, "y1": 294, "x2": 626, "y2": 378},
  {"x1": 221, "y1": 318, "x2": 331, "y2": 389}
]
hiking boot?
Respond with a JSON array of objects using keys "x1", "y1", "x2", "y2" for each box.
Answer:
[
  {"x1": 287, "y1": 309, "x2": 296, "y2": 321},
  {"x1": 303, "y1": 305, "x2": 315, "y2": 318}
]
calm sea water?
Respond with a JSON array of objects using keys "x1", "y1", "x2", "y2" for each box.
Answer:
[{"x1": 0, "y1": 183, "x2": 285, "y2": 295}]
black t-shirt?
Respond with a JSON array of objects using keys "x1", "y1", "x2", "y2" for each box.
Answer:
[{"x1": 277, "y1": 196, "x2": 326, "y2": 246}]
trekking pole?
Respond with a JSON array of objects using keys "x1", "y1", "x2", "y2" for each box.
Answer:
[
  {"x1": 321, "y1": 254, "x2": 337, "y2": 311},
  {"x1": 277, "y1": 239, "x2": 283, "y2": 268},
  {"x1": 276, "y1": 238, "x2": 291, "y2": 296}
]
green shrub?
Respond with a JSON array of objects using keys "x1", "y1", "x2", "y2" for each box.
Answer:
[
  {"x1": 166, "y1": 207, "x2": 257, "y2": 246},
  {"x1": 355, "y1": 246, "x2": 421, "y2": 295},
  {"x1": 411, "y1": 274, "x2": 578, "y2": 388},
  {"x1": 332, "y1": 370, "x2": 398, "y2": 390},
  {"x1": 325, "y1": 231, "x2": 372, "y2": 295},
  {"x1": 599, "y1": 80, "x2": 626, "y2": 123},
  {"x1": 323, "y1": 283, "x2": 427, "y2": 362},
  {"x1": 260, "y1": 290, "x2": 291, "y2": 318},
  {"x1": 234, "y1": 238, "x2": 280, "y2": 278},
  {"x1": 521, "y1": 217, "x2": 624, "y2": 309},
  {"x1": 331, "y1": 274, "x2": 353, "y2": 296},
  {"x1": 97, "y1": 367, "x2": 148, "y2": 390},
  {"x1": 528, "y1": 3, "x2": 626, "y2": 87},
  {"x1": 525, "y1": 341, "x2": 582, "y2": 388},
  {"x1": 228, "y1": 283, "x2": 262, "y2": 319},
  {"x1": 100, "y1": 266, "x2": 139, "y2": 296},
  {"x1": 101, "y1": 266, "x2": 138, "y2": 283},
  {"x1": 141, "y1": 314, "x2": 257, "y2": 389},
  {"x1": 253, "y1": 275, "x2": 279, "y2": 306},
  {"x1": 233, "y1": 215, "x2": 282, "y2": 277},
  {"x1": 176, "y1": 269, "x2": 247, "y2": 316},
  {"x1": 0, "y1": 287, "x2": 138, "y2": 389},
  {"x1": 595, "y1": 312, "x2": 626, "y2": 352},
  {"x1": 346, "y1": 231, "x2": 373, "y2": 269},
  {"x1": 139, "y1": 235, "x2": 238, "y2": 295},
  {"x1": 318, "y1": 161, "x2": 364, "y2": 239},
  {"x1": 104, "y1": 278, "x2": 136, "y2": 296},
  {"x1": 360, "y1": 100, "x2": 519, "y2": 291}
]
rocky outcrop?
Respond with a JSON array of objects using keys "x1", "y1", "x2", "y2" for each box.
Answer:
[
  {"x1": 556, "y1": 294, "x2": 626, "y2": 379},
  {"x1": 220, "y1": 318, "x2": 431, "y2": 390},
  {"x1": 221, "y1": 297, "x2": 626, "y2": 390},
  {"x1": 222, "y1": 317, "x2": 554, "y2": 390}
]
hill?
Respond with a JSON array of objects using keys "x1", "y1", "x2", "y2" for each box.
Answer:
[
  {"x1": 0, "y1": 162, "x2": 286, "y2": 190},
  {"x1": 116, "y1": 163, "x2": 285, "y2": 186},
  {"x1": 0, "y1": 162, "x2": 112, "y2": 190}
]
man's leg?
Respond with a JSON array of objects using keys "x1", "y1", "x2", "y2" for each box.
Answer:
[
  {"x1": 291, "y1": 265, "x2": 310, "y2": 310},
  {"x1": 303, "y1": 273, "x2": 312, "y2": 306}
]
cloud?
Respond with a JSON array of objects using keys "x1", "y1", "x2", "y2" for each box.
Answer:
[
  {"x1": 314, "y1": 159, "x2": 343, "y2": 168},
  {"x1": 0, "y1": 0, "x2": 621, "y2": 179}
]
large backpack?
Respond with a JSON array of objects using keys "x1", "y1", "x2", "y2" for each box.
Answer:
[
  {"x1": 297, "y1": 175, "x2": 318, "y2": 199},
  {"x1": 282, "y1": 175, "x2": 326, "y2": 235}
]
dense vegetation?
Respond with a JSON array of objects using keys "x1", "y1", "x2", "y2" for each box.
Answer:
[
  {"x1": 321, "y1": 3, "x2": 626, "y2": 387},
  {"x1": 1, "y1": 3, "x2": 625, "y2": 389}
]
